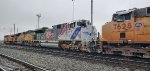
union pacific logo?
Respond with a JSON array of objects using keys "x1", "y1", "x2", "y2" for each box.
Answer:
[{"x1": 135, "y1": 23, "x2": 142, "y2": 28}]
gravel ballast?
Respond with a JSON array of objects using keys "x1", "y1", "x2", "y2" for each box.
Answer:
[
  {"x1": 0, "y1": 47, "x2": 146, "y2": 71},
  {"x1": 0, "y1": 55, "x2": 32, "y2": 71}
]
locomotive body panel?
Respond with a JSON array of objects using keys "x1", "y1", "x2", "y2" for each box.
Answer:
[
  {"x1": 59, "y1": 20, "x2": 97, "y2": 40},
  {"x1": 58, "y1": 20, "x2": 97, "y2": 46}
]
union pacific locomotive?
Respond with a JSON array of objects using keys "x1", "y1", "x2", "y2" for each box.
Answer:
[
  {"x1": 102, "y1": 7, "x2": 150, "y2": 58},
  {"x1": 4, "y1": 7, "x2": 150, "y2": 58},
  {"x1": 4, "y1": 20, "x2": 101, "y2": 53}
]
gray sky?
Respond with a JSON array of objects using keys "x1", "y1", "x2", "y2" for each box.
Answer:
[{"x1": 0, "y1": 0, "x2": 150, "y2": 40}]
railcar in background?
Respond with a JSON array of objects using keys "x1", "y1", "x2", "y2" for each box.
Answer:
[
  {"x1": 17, "y1": 27, "x2": 48, "y2": 46},
  {"x1": 4, "y1": 35, "x2": 14, "y2": 44},
  {"x1": 4, "y1": 35, "x2": 9, "y2": 44}
]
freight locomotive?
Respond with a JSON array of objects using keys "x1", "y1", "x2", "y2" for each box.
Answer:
[
  {"x1": 4, "y1": 20, "x2": 102, "y2": 53},
  {"x1": 102, "y1": 7, "x2": 150, "y2": 58},
  {"x1": 4, "y1": 7, "x2": 150, "y2": 58}
]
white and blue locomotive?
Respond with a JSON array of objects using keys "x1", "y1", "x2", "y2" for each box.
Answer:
[{"x1": 41, "y1": 20, "x2": 101, "y2": 53}]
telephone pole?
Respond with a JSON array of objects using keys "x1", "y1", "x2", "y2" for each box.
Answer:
[
  {"x1": 36, "y1": 14, "x2": 41, "y2": 29},
  {"x1": 91, "y1": 0, "x2": 93, "y2": 25},
  {"x1": 72, "y1": 0, "x2": 75, "y2": 21},
  {"x1": 14, "y1": 24, "x2": 15, "y2": 34},
  {"x1": 17, "y1": 28, "x2": 18, "y2": 33}
]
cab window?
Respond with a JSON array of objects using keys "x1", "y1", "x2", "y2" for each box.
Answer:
[
  {"x1": 68, "y1": 24, "x2": 70, "y2": 28},
  {"x1": 147, "y1": 7, "x2": 150, "y2": 15},
  {"x1": 77, "y1": 22, "x2": 86, "y2": 27},
  {"x1": 124, "y1": 13, "x2": 131, "y2": 20},
  {"x1": 70, "y1": 22, "x2": 75, "y2": 28},
  {"x1": 57, "y1": 25, "x2": 61, "y2": 29},
  {"x1": 112, "y1": 12, "x2": 132, "y2": 22}
]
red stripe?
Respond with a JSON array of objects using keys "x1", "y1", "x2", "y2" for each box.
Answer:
[{"x1": 60, "y1": 24, "x2": 67, "y2": 35}]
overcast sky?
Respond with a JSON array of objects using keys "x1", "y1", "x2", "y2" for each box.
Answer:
[{"x1": 0, "y1": 0, "x2": 150, "y2": 40}]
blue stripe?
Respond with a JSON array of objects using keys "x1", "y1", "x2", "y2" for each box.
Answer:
[{"x1": 70, "y1": 27, "x2": 81, "y2": 40}]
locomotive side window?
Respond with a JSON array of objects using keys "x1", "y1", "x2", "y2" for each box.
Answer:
[
  {"x1": 73, "y1": 22, "x2": 75, "y2": 28},
  {"x1": 68, "y1": 24, "x2": 70, "y2": 28},
  {"x1": 60, "y1": 24, "x2": 63, "y2": 29},
  {"x1": 87, "y1": 21, "x2": 91, "y2": 25},
  {"x1": 124, "y1": 13, "x2": 131, "y2": 20},
  {"x1": 62, "y1": 24, "x2": 65, "y2": 28},
  {"x1": 69, "y1": 24, "x2": 72, "y2": 28},
  {"x1": 77, "y1": 22, "x2": 86, "y2": 27},
  {"x1": 112, "y1": 14, "x2": 117, "y2": 21},
  {"x1": 147, "y1": 7, "x2": 150, "y2": 15},
  {"x1": 117, "y1": 15, "x2": 124, "y2": 21},
  {"x1": 70, "y1": 22, "x2": 75, "y2": 28},
  {"x1": 120, "y1": 33, "x2": 126, "y2": 38},
  {"x1": 113, "y1": 13, "x2": 132, "y2": 22},
  {"x1": 112, "y1": 14, "x2": 124, "y2": 22},
  {"x1": 57, "y1": 25, "x2": 61, "y2": 29}
]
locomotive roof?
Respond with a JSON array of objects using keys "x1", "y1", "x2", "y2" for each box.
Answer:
[
  {"x1": 4, "y1": 33, "x2": 21, "y2": 37},
  {"x1": 4, "y1": 35, "x2": 9, "y2": 37},
  {"x1": 15, "y1": 33, "x2": 21, "y2": 36},
  {"x1": 34, "y1": 27, "x2": 48, "y2": 33},
  {"x1": 115, "y1": 8, "x2": 137, "y2": 15},
  {"x1": 34, "y1": 27, "x2": 48, "y2": 31},
  {"x1": 52, "y1": 23, "x2": 66, "y2": 27},
  {"x1": 52, "y1": 19, "x2": 89, "y2": 26},
  {"x1": 115, "y1": 7, "x2": 150, "y2": 15}
]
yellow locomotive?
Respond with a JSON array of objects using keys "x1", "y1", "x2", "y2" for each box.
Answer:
[
  {"x1": 102, "y1": 7, "x2": 150, "y2": 58},
  {"x1": 4, "y1": 35, "x2": 16, "y2": 44}
]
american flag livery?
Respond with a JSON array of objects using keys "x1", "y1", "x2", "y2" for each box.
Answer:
[
  {"x1": 60, "y1": 23, "x2": 68, "y2": 35},
  {"x1": 45, "y1": 29, "x2": 54, "y2": 40}
]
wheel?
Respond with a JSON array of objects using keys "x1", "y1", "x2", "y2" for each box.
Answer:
[
  {"x1": 96, "y1": 49, "x2": 102, "y2": 53},
  {"x1": 87, "y1": 48, "x2": 91, "y2": 53}
]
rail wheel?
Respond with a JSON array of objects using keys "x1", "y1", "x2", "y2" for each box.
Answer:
[{"x1": 96, "y1": 49, "x2": 102, "y2": 53}]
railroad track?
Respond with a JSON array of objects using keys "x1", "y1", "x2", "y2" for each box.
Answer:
[
  {"x1": 0, "y1": 52, "x2": 51, "y2": 71},
  {"x1": 0, "y1": 67, "x2": 5, "y2": 71},
  {"x1": 1, "y1": 44, "x2": 150, "y2": 70}
]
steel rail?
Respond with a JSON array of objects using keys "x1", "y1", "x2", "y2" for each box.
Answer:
[{"x1": 0, "y1": 53, "x2": 49, "y2": 71}]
